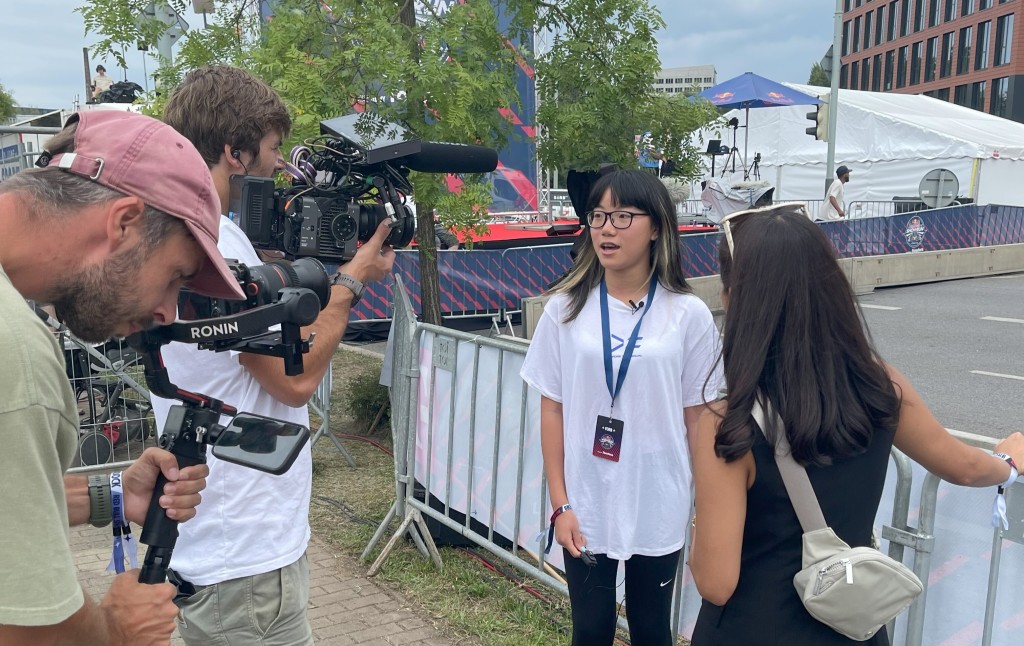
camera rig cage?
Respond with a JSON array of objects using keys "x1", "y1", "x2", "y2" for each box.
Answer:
[
  {"x1": 229, "y1": 114, "x2": 499, "y2": 263},
  {"x1": 229, "y1": 116, "x2": 418, "y2": 264}
]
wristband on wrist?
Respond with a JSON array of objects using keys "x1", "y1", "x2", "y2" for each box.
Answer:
[
  {"x1": 992, "y1": 453, "x2": 1019, "y2": 531},
  {"x1": 543, "y1": 504, "x2": 572, "y2": 555},
  {"x1": 87, "y1": 474, "x2": 112, "y2": 528},
  {"x1": 550, "y1": 503, "x2": 572, "y2": 525},
  {"x1": 995, "y1": 452, "x2": 1018, "y2": 474},
  {"x1": 994, "y1": 453, "x2": 1019, "y2": 492}
]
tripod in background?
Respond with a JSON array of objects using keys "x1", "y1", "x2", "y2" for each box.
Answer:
[
  {"x1": 720, "y1": 117, "x2": 742, "y2": 177},
  {"x1": 747, "y1": 152, "x2": 762, "y2": 181}
]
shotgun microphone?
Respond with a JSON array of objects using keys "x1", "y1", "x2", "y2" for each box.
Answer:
[{"x1": 400, "y1": 142, "x2": 499, "y2": 174}]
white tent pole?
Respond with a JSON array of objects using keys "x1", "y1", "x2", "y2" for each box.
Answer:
[{"x1": 744, "y1": 106, "x2": 751, "y2": 180}]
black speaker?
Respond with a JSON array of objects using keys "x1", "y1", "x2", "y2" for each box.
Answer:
[{"x1": 706, "y1": 139, "x2": 723, "y2": 155}]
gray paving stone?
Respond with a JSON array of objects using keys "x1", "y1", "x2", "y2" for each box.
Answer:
[{"x1": 69, "y1": 523, "x2": 454, "y2": 645}]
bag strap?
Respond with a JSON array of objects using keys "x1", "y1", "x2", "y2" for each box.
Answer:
[{"x1": 751, "y1": 399, "x2": 828, "y2": 533}]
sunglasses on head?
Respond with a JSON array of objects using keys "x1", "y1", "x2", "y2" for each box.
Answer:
[{"x1": 719, "y1": 202, "x2": 811, "y2": 257}]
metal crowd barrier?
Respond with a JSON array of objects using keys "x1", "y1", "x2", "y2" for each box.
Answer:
[
  {"x1": 365, "y1": 277, "x2": 1024, "y2": 644},
  {"x1": 847, "y1": 199, "x2": 952, "y2": 219},
  {"x1": 36, "y1": 308, "x2": 160, "y2": 475},
  {"x1": 309, "y1": 362, "x2": 356, "y2": 467},
  {"x1": 362, "y1": 276, "x2": 569, "y2": 589},
  {"x1": 683, "y1": 197, "x2": 932, "y2": 221}
]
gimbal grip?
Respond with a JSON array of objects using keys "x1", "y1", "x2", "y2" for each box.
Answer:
[{"x1": 138, "y1": 452, "x2": 204, "y2": 584}]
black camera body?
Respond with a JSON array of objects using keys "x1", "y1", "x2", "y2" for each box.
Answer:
[
  {"x1": 229, "y1": 177, "x2": 414, "y2": 264},
  {"x1": 228, "y1": 114, "x2": 499, "y2": 264}
]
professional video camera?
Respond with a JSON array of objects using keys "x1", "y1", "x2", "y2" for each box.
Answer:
[{"x1": 228, "y1": 114, "x2": 499, "y2": 263}]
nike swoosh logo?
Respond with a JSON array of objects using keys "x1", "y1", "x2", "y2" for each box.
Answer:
[{"x1": 660, "y1": 579, "x2": 672, "y2": 587}]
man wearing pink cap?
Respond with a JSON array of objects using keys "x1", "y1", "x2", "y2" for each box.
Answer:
[{"x1": 0, "y1": 109, "x2": 243, "y2": 643}]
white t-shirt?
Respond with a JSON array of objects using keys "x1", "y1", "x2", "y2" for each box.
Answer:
[
  {"x1": 150, "y1": 216, "x2": 312, "y2": 585},
  {"x1": 92, "y1": 74, "x2": 113, "y2": 97},
  {"x1": 819, "y1": 178, "x2": 845, "y2": 220},
  {"x1": 520, "y1": 284, "x2": 724, "y2": 560}
]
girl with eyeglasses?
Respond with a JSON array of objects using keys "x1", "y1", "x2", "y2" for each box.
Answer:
[
  {"x1": 521, "y1": 169, "x2": 723, "y2": 645},
  {"x1": 688, "y1": 203, "x2": 1024, "y2": 645}
]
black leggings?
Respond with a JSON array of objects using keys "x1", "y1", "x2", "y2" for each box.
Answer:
[{"x1": 562, "y1": 548, "x2": 681, "y2": 646}]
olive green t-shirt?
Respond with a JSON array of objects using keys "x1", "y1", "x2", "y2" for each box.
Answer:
[{"x1": 0, "y1": 265, "x2": 82, "y2": 625}]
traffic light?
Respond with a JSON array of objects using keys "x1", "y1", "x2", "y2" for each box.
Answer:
[{"x1": 805, "y1": 102, "x2": 829, "y2": 141}]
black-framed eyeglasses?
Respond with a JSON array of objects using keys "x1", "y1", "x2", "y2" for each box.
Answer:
[
  {"x1": 586, "y1": 210, "x2": 650, "y2": 230},
  {"x1": 720, "y1": 202, "x2": 810, "y2": 257}
]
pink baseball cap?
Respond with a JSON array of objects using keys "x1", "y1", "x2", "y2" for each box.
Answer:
[{"x1": 43, "y1": 110, "x2": 245, "y2": 300}]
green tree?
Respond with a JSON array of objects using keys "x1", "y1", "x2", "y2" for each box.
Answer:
[
  {"x1": 0, "y1": 82, "x2": 16, "y2": 121},
  {"x1": 79, "y1": 0, "x2": 521, "y2": 325},
  {"x1": 77, "y1": 0, "x2": 719, "y2": 324},
  {"x1": 530, "y1": 0, "x2": 720, "y2": 179},
  {"x1": 808, "y1": 61, "x2": 830, "y2": 87}
]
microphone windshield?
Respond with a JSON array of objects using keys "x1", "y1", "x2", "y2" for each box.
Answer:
[{"x1": 401, "y1": 142, "x2": 499, "y2": 174}]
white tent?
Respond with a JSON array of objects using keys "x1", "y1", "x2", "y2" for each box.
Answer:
[{"x1": 694, "y1": 83, "x2": 1024, "y2": 208}]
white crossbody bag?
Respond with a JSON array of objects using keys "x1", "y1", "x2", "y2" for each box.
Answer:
[{"x1": 751, "y1": 400, "x2": 923, "y2": 642}]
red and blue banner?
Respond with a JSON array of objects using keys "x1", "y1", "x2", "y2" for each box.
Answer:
[{"x1": 350, "y1": 204, "x2": 1024, "y2": 320}]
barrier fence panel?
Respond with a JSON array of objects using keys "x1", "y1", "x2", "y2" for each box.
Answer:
[
  {"x1": 34, "y1": 307, "x2": 161, "y2": 474},
  {"x1": 369, "y1": 278, "x2": 1024, "y2": 644},
  {"x1": 308, "y1": 362, "x2": 356, "y2": 467}
]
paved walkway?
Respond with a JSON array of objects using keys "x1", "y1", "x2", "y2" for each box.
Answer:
[{"x1": 71, "y1": 523, "x2": 453, "y2": 645}]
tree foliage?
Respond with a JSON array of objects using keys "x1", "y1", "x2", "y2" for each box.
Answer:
[
  {"x1": 529, "y1": 0, "x2": 719, "y2": 178},
  {"x1": 77, "y1": 0, "x2": 719, "y2": 322},
  {"x1": 808, "y1": 62, "x2": 830, "y2": 87},
  {"x1": 0, "y1": 82, "x2": 15, "y2": 121}
]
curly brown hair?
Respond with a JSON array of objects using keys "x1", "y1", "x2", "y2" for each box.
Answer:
[{"x1": 163, "y1": 65, "x2": 291, "y2": 168}]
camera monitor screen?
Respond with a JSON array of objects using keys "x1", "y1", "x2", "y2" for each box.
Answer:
[{"x1": 212, "y1": 413, "x2": 310, "y2": 475}]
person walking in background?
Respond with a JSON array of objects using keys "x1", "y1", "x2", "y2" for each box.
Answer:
[
  {"x1": 818, "y1": 165, "x2": 850, "y2": 220},
  {"x1": 152, "y1": 64, "x2": 395, "y2": 646},
  {"x1": 91, "y1": 64, "x2": 113, "y2": 100},
  {"x1": 521, "y1": 169, "x2": 723, "y2": 645},
  {"x1": 688, "y1": 203, "x2": 1024, "y2": 645}
]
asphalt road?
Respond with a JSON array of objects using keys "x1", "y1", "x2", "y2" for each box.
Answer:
[{"x1": 858, "y1": 272, "x2": 1023, "y2": 440}]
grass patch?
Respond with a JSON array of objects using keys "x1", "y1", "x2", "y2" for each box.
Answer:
[{"x1": 310, "y1": 347, "x2": 576, "y2": 645}]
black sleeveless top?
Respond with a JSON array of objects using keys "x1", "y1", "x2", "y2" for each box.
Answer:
[{"x1": 691, "y1": 424, "x2": 895, "y2": 646}]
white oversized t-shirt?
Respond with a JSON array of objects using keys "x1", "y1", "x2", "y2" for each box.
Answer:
[
  {"x1": 521, "y1": 284, "x2": 723, "y2": 560},
  {"x1": 150, "y1": 216, "x2": 312, "y2": 585},
  {"x1": 819, "y1": 178, "x2": 845, "y2": 220}
]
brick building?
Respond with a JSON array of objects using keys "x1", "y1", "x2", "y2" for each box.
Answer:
[{"x1": 839, "y1": 0, "x2": 1023, "y2": 121}]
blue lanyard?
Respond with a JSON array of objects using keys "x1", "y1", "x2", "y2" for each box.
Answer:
[{"x1": 600, "y1": 277, "x2": 657, "y2": 410}]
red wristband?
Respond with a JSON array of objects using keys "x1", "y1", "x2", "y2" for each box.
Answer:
[{"x1": 550, "y1": 503, "x2": 572, "y2": 525}]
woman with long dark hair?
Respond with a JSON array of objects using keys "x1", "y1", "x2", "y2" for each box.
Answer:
[
  {"x1": 689, "y1": 203, "x2": 1024, "y2": 645},
  {"x1": 521, "y1": 169, "x2": 723, "y2": 644}
]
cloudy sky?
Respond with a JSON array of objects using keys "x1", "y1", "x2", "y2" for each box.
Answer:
[{"x1": 1, "y1": 0, "x2": 835, "y2": 110}]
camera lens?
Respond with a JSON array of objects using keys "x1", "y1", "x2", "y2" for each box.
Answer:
[
  {"x1": 348, "y1": 203, "x2": 416, "y2": 249},
  {"x1": 247, "y1": 258, "x2": 331, "y2": 310}
]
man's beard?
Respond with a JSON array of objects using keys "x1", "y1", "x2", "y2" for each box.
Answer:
[{"x1": 50, "y1": 244, "x2": 150, "y2": 343}]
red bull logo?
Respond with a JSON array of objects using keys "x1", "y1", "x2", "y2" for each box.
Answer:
[
  {"x1": 767, "y1": 91, "x2": 795, "y2": 104},
  {"x1": 713, "y1": 91, "x2": 734, "y2": 103}
]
